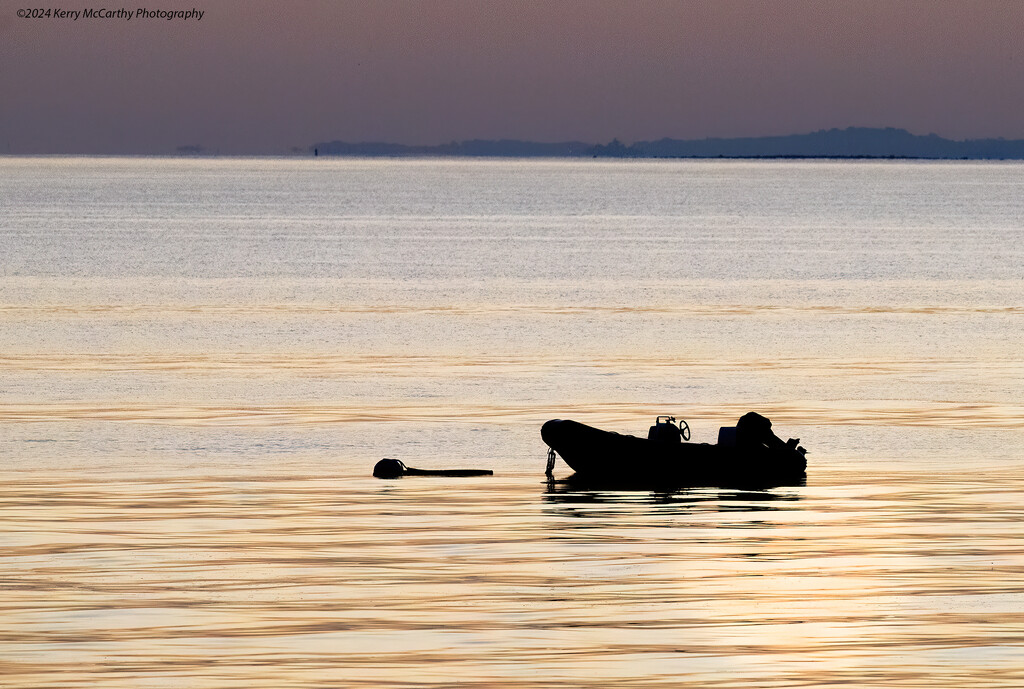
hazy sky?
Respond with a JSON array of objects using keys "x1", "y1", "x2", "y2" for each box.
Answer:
[{"x1": 2, "y1": 0, "x2": 1023, "y2": 153}]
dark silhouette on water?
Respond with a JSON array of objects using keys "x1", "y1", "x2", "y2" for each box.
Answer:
[
  {"x1": 373, "y1": 458, "x2": 494, "y2": 479},
  {"x1": 542, "y1": 412, "x2": 807, "y2": 488}
]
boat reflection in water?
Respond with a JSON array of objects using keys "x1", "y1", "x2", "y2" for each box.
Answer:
[{"x1": 543, "y1": 473, "x2": 805, "y2": 515}]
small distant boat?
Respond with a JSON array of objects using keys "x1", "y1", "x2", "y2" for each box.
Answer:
[{"x1": 542, "y1": 412, "x2": 807, "y2": 487}]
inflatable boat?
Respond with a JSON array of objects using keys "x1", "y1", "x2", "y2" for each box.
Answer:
[{"x1": 541, "y1": 412, "x2": 807, "y2": 486}]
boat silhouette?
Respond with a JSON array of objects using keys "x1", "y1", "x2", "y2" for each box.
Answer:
[{"x1": 542, "y1": 412, "x2": 807, "y2": 487}]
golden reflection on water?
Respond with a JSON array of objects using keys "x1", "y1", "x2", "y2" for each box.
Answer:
[
  {"x1": 2, "y1": 468, "x2": 1023, "y2": 688},
  {"x1": 2, "y1": 400, "x2": 1024, "y2": 429},
  {"x1": 3, "y1": 351, "x2": 1023, "y2": 375},
  {"x1": 3, "y1": 302, "x2": 1023, "y2": 316},
  {"x1": 4, "y1": 159, "x2": 1024, "y2": 685}
]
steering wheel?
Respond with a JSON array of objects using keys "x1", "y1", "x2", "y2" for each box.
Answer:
[{"x1": 678, "y1": 419, "x2": 690, "y2": 441}]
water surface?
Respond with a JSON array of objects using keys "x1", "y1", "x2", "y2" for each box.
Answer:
[{"x1": 2, "y1": 158, "x2": 1022, "y2": 686}]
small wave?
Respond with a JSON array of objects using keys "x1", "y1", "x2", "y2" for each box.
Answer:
[{"x1": 1, "y1": 401, "x2": 1022, "y2": 429}]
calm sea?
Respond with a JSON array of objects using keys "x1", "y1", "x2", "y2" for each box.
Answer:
[{"x1": 2, "y1": 157, "x2": 1023, "y2": 687}]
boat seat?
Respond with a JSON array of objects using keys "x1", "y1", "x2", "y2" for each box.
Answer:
[
  {"x1": 648, "y1": 421, "x2": 682, "y2": 444},
  {"x1": 718, "y1": 426, "x2": 738, "y2": 447}
]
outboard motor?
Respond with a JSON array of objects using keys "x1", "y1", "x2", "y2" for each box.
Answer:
[
  {"x1": 733, "y1": 411, "x2": 806, "y2": 457},
  {"x1": 648, "y1": 415, "x2": 685, "y2": 445}
]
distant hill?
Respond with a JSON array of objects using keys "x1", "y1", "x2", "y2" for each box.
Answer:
[
  {"x1": 313, "y1": 139, "x2": 592, "y2": 157},
  {"x1": 625, "y1": 127, "x2": 1024, "y2": 159},
  {"x1": 312, "y1": 127, "x2": 1024, "y2": 159}
]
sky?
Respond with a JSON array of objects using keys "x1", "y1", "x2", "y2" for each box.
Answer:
[{"x1": 2, "y1": 0, "x2": 1023, "y2": 154}]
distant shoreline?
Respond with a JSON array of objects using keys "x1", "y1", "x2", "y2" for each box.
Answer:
[
  {"x1": 309, "y1": 127, "x2": 1024, "y2": 160},
  {"x1": 3, "y1": 154, "x2": 1021, "y2": 162},
  {"x1": 8, "y1": 127, "x2": 1024, "y2": 159},
  {"x1": 3, "y1": 153, "x2": 1022, "y2": 162}
]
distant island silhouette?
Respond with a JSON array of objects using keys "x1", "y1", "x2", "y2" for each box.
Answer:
[{"x1": 312, "y1": 127, "x2": 1024, "y2": 159}]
